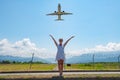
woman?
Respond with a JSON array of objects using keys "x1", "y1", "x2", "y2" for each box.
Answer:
[{"x1": 50, "y1": 35, "x2": 74, "y2": 76}]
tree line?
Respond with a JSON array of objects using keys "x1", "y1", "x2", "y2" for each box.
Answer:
[{"x1": 0, "y1": 60, "x2": 44, "y2": 64}]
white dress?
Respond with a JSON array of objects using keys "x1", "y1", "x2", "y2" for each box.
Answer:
[{"x1": 56, "y1": 45, "x2": 65, "y2": 61}]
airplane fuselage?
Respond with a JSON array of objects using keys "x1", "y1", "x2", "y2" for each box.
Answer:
[{"x1": 58, "y1": 4, "x2": 61, "y2": 14}]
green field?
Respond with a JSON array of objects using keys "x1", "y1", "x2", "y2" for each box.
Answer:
[
  {"x1": 0, "y1": 62, "x2": 120, "y2": 72},
  {"x1": 0, "y1": 64, "x2": 56, "y2": 72},
  {"x1": 65, "y1": 62, "x2": 120, "y2": 70}
]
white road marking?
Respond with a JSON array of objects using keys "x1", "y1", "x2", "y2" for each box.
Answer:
[{"x1": 0, "y1": 72, "x2": 120, "y2": 76}]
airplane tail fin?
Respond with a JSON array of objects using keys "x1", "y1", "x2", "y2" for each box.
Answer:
[{"x1": 55, "y1": 19, "x2": 64, "y2": 21}]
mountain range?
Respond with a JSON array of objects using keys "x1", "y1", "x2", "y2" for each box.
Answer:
[
  {"x1": 66, "y1": 51, "x2": 120, "y2": 63},
  {"x1": 0, "y1": 51, "x2": 120, "y2": 63},
  {"x1": 0, "y1": 55, "x2": 49, "y2": 63}
]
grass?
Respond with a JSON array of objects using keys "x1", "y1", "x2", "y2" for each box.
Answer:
[
  {"x1": 0, "y1": 62, "x2": 120, "y2": 72},
  {"x1": 65, "y1": 62, "x2": 120, "y2": 70},
  {"x1": 0, "y1": 64, "x2": 56, "y2": 72},
  {"x1": 0, "y1": 74, "x2": 120, "y2": 80}
]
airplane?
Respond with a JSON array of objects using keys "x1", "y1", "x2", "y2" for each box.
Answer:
[{"x1": 47, "y1": 3, "x2": 72, "y2": 21}]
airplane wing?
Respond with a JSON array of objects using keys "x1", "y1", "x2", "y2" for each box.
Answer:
[
  {"x1": 46, "y1": 12, "x2": 58, "y2": 15},
  {"x1": 61, "y1": 12, "x2": 72, "y2": 15}
]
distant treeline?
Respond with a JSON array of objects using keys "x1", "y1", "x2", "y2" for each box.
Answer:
[{"x1": 0, "y1": 60, "x2": 45, "y2": 64}]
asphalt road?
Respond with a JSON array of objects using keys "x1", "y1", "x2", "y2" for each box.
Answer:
[{"x1": 0, "y1": 71, "x2": 120, "y2": 76}]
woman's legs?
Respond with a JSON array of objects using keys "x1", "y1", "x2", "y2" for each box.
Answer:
[
  {"x1": 58, "y1": 59, "x2": 64, "y2": 76},
  {"x1": 58, "y1": 61, "x2": 61, "y2": 71}
]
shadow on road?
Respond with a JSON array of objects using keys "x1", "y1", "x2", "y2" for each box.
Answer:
[{"x1": 49, "y1": 76, "x2": 65, "y2": 80}]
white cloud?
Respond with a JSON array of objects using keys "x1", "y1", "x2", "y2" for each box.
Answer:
[
  {"x1": 0, "y1": 38, "x2": 120, "y2": 59},
  {"x1": 66, "y1": 42, "x2": 120, "y2": 57},
  {"x1": 0, "y1": 38, "x2": 54, "y2": 59}
]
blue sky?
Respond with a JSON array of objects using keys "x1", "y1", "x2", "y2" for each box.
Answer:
[{"x1": 0, "y1": 0, "x2": 120, "y2": 58}]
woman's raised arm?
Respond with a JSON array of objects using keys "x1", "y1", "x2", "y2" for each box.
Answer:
[
  {"x1": 50, "y1": 35, "x2": 58, "y2": 47},
  {"x1": 63, "y1": 36, "x2": 74, "y2": 48}
]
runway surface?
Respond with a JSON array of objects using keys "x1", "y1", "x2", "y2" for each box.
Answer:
[{"x1": 0, "y1": 71, "x2": 120, "y2": 76}]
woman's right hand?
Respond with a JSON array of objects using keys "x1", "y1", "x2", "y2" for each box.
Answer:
[
  {"x1": 71, "y1": 36, "x2": 75, "y2": 38},
  {"x1": 49, "y1": 34, "x2": 52, "y2": 37}
]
